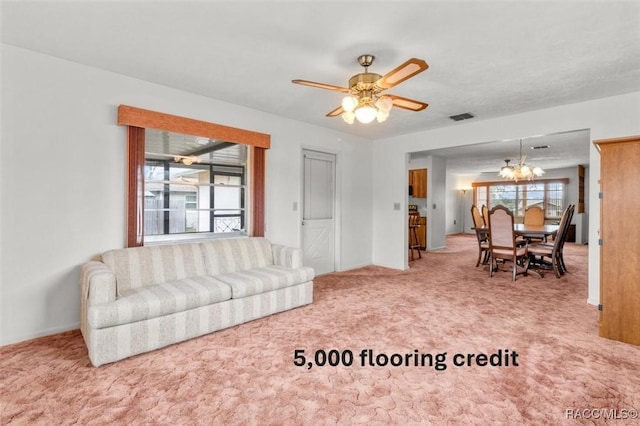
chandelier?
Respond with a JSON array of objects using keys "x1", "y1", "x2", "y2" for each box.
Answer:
[
  {"x1": 498, "y1": 139, "x2": 545, "y2": 182},
  {"x1": 340, "y1": 93, "x2": 393, "y2": 124}
]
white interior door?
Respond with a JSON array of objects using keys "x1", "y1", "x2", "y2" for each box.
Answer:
[{"x1": 302, "y1": 150, "x2": 335, "y2": 275}]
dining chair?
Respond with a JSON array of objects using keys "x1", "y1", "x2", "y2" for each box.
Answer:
[
  {"x1": 481, "y1": 205, "x2": 489, "y2": 228},
  {"x1": 527, "y1": 204, "x2": 573, "y2": 278},
  {"x1": 524, "y1": 206, "x2": 545, "y2": 225},
  {"x1": 470, "y1": 205, "x2": 490, "y2": 267},
  {"x1": 522, "y1": 206, "x2": 546, "y2": 242},
  {"x1": 487, "y1": 205, "x2": 530, "y2": 281},
  {"x1": 557, "y1": 204, "x2": 575, "y2": 273}
]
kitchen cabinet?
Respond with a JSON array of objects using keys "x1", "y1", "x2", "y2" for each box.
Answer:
[
  {"x1": 594, "y1": 135, "x2": 640, "y2": 346},
  {"x1": 409, "y1": 168, "x2": 427, "y2": 198}
]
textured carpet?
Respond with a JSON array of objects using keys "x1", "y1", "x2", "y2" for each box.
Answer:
[{"x1": 1, "y1": 235, "x2": 639, "y2": 425}]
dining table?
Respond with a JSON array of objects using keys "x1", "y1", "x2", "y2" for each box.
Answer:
[
  {"x1": 513, "y1": 224, "x2": 559, "y2": 240},
  {"x1": 473, "y1": 223, "x2": 560, "y2": 278},
  {"x1": 473, "y1": 223, "x2": 560, "y2": 240}
]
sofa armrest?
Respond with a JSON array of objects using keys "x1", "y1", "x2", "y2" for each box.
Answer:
[
  {"x1": 81, "y1": 261, "x2": 117, "y2": 305},
  {"x1": 272, "y1": 244, "x2": 303, "y2": 269}
]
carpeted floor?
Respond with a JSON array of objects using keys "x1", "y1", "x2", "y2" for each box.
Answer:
[{"x1": 1, "y1": 235, "x2": 639, "y2": 425}]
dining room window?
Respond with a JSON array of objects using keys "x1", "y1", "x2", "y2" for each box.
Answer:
[{"x1": 473, "y1": 179, "x2": 568, "y2": 219}]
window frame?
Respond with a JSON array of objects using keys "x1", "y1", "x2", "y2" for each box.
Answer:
[
  {"x1": 118, "y1": 105, "x2": 269, "y2": 247},
  {"x1": 143, "y1": 159, "x2": 247, "y2": 239},
  {"x1": 472, "y1": 178, "x2": 569, "y2": 220}
]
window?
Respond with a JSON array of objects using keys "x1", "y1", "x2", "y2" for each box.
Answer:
[
  {"x1": 144, "y1": 137, "x2": 247, "y2": 241},
  {"x1": 144, "y1": 161, "x2": 246, "y2": 237},
  {"x1": 119, "y1": 104, "x2": 269, "y2": 247},
  {"x1": 473, "y1": 179, "x2": 568, "y2": 219}
]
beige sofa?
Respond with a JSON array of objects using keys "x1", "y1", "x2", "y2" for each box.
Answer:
[{"x1": 80, "y1": 237, "x2": 314, "y2": 366}]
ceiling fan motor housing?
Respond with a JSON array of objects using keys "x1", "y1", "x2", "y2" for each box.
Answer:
[{"x1": 349, "y1": 72, "x2": 383, "y2": 95}]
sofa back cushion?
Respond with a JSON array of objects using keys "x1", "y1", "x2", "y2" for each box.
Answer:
[
  {"x1": 102, "y1": 243, "x2": 206, "y2": 295},
  {"x1": 200, "y1": 237, "x2": 273, "y2": 275}
]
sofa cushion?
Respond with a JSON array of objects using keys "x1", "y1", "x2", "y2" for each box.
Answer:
[
  {"x1": 200, "y1": 237, "x2": 274, "y2": 275},
  {"x1": 88, "y1": 275, "x2": 231, "y2": 329},
  {"x1": 102, "y1": 243, "x2": 206, "y2": 294},
  {"x1": 215, "y1": 265, "x2": 315, "y2": 298}
]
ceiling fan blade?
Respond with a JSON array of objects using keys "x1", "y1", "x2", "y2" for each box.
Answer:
[
  {"x1": 387, "y1": 95, "x2": 429, "y2": 111},
  {"x1": 376, "y1": 58, "x2": 428, "y2": 89},
  {"x1": 292, "y1": 79, "x2": 349, "y2": 93},
  {"x1": 326, "y1": 106, "x2": 344, "y2": 117}
]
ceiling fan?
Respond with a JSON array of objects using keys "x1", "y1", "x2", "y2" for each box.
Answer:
[{"x1": 292, "y1": 54, "x2": 429, "y2": 124}]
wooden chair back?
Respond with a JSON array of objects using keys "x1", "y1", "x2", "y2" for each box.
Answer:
[
  {"x1": 488, "y1": 205, "x2": 516, "y2": 250},
  {"x1": 409, "y1": 213, "x2": 421, "y2": 228},
  {"x1": 524, "y1": 206, "x2": 545, "y2": 225},
  {"x1": 471, "y1": 205, "x2": 485, "y2": 228},
  {"x1": 488, "y1": 205, "x2": 530, "y2": 281},
  {"x1": 481, "y1": 205, "x2": 489, "y2": 227},
  {"x1": 556, "y1": 204, "x2": 575, "y2": 246}
]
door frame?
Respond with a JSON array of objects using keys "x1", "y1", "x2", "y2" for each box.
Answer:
[{"x1": 300, "y1": 146, "x2": 341, "y2": 273}]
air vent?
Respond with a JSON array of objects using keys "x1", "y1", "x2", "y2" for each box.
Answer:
[
  {"x1": 531, "y1": 145, "x2": 550, "y2": 150},
  {"x1": 449, "y1": 112, "x2": 475, "y2": 121}
]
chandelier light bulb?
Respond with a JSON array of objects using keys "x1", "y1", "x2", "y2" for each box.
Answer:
[{"x1": 499, "y1": 140, "x2": 545, "y2": 181}]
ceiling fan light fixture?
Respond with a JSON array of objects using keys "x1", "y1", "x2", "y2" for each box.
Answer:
[
  {"x1": 375, "y1": 95, "x2": 393, "y2": 113},
  {"x1": 294, "y1": 54, "x2": 429, "y2": 125},
  {"x1": 376, "y1": 109, "x2": 389, "y2": 123},
  {"x1": 173, "y1": 154, "x2": 200, "y2": 166},
  {"x1": 354, "y1": 104, "x2": 377, "y2": 124},
  {"x1": 341, "y1": 95, "x2": 358, "y2": 112},
  {"x1": 341, "y1": 110, "x2": 355, "y2": 124}
]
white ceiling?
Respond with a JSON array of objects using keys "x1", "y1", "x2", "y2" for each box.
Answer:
[
  {"x1": 2, "y1": 1, "x2": 639, "y2": 171},
  {"x1": 413, "y1": 128, "x2": 591, "y2": 175}
]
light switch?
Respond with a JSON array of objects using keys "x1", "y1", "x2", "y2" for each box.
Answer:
[
  {"x1": 394, "y1": 203, "x2": 401, "y2": 210},
  {"x1": 293, "y1": 202, "x2": 298, "y2": 211}
]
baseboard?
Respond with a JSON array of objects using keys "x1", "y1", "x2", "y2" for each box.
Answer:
[
  {"x1": 337, "y1": 262, "x2": 372, "y2": 272},
  {"x1": 1, "y1": 322, "x2": 80, "y2": 347},
  {"x1": 586, "y1": 298, "x2": 599, "y2": 306}
]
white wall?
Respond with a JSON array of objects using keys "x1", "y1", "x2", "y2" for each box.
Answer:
[
  {"x1": 0, "y1": 45, "x2": 373, "y2": 345},
  {"x1": 2, "y1": 43, "x2": 639, "y2": 345},
  {"x1": 428, "y1": 156, "x2": 447, "y2": 250},
  {"x1": 372, "y1": 91, "x2": 640, "y2": 306}
]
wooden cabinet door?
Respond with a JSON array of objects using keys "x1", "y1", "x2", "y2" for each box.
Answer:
[
  {"x1": 409, "y1": 169, "x2": 427, "y2": 198},
  {"x1": 595, "y1": 136, "x2": 640, "y2": 346}
]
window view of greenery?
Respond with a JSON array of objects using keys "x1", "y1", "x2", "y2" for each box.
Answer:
[
  {"x1": 144, "y1": 129, "x2": 247, "y2": 240},
  {"x1": 475, "y1": 181, "x2": 565, "y2": 218}
]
